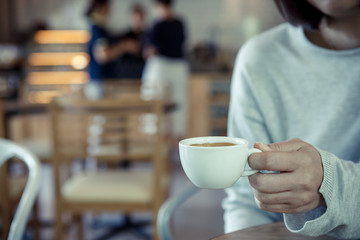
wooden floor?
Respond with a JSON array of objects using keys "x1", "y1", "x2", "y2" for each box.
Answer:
[{"x1": 27, "y1": 161, "x2": 226, "y2": 240}]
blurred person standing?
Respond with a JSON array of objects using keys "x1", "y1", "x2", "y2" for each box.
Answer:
[
  {"x1": 113, "y1": 4, "x2": 147, "y2": 79},
  {"x1": 85, "y1": 0, "x2": 138, "y2": 99},
  {"x1": 141, "y1": 0, "x2": 188, "y2": 143}
]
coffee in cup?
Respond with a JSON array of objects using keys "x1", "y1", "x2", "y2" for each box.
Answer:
[
  {"x1": 179, "y1": 136, "x2": 261, "y2": 189},
  {"x1": 190, "y1": 142, "x2": 236, "y2": 147}
]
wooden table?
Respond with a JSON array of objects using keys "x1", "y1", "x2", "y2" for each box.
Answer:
[
  {"x1": 3, "y1": 101, "x2": 46, "y2": 115},
  {"x1": 4, "y1": 98, "x2": 176, "y2": 115},
  {"x1": 2, "y1": 96, "x2": 176, "y2": 132},
  {"x1": 211, "y1": 222, "x2": 338, "y2": 240}
]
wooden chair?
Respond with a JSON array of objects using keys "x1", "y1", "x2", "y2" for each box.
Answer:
[{"x1": 50, "y1": 96, "x2": 170, "y2": 240}]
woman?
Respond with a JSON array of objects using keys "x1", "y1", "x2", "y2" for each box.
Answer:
[
  {"x1": 223, "y1": 0, "x2": 360, "y2": 238},
  {"x1": 85, "y1": 0, "x2": 138, "y2": 99},
  {"x1": 141, "y1": 0, "x2": 188, "y2": 141}
]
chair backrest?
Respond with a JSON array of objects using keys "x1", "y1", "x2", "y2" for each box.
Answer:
[
  {"x1": 49, "y1": 96, "x2": 168, "y2": 203},
  {"x1": 0, "y1": 139, "x2": 42, "y2": 240},
  {"x1": 49, "y1": 96, "x2": 164, "y2": 160}
]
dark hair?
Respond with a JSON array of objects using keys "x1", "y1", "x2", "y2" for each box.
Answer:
[
  {"x1": 85, "y1": 0, "x2": 109, "y2": 17},
  {"x1": 274, "y1": 0, "x2": 324, "y2": 30},
  {"x1": 155, "y1": 0, "x2": 173, "y2": 7},
  {"x1": 131, "y1": 4, "x2": 145, "y2": 15}
]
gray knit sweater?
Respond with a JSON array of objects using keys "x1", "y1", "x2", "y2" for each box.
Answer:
[{"x1": 223, "y1": 23, "x2": 360, "y2": 239}]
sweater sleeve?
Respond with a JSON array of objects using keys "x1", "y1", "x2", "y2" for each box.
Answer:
[
  {"x1": 284, "y1": 149, "x2": 360, "y2": 239},
  {"x1": 223, "y1": 49, "x2": 283, "y2": 233}
]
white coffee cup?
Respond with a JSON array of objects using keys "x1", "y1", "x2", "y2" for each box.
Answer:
[{"x1": 179, "y1": 136, "x2": 261, "y2": 189}]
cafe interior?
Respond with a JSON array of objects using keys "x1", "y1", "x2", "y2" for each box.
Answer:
[{"x1": 0, "y1": 0, "x2": 284, "y2": 239}]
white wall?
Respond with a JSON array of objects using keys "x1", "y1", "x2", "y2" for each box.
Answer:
[{"x1": 15, "y1": 0, "x2": 284, "y2": 51}]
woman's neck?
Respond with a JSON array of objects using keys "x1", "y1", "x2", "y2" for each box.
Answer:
[{"x1": 306, "y1": 9, "x2": 360, "y2": 50}]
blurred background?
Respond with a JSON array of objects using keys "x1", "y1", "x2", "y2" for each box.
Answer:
[{"x1": 0, "y1": 0, "x2": 284, "y2": 239}]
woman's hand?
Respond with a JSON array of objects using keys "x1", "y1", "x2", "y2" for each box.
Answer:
[
  {"x1": 94, "y1": 39, "x2": 140, "y2": 64},
  {"x1": 248, "y1": 138, "x2": 326, "y2": 214},
  {"x1": 143, "y1": 46, "x2": 157, "y2": 59}
]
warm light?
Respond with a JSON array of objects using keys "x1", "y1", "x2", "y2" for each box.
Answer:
[
  {"x1": 28, "y1": 91, "x2": 62, "y2": 104},
  {"x1": 71, "y1": 55, "x2": 89, "y2": 70},
  {"x1": 28, "y1": 52, "x2": 89, "y2": 68},
  {"x1": 34, "y1": 30, "x2": 90, "y2": 44},
  {"x1": 27, "y1": 71, "x2": 89, "y2": 85}
]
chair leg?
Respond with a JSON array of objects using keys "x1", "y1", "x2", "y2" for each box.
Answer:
[
  {"x1": 153, "y1": 218, "x2": 160, "y2": 240},
  {"x1": 54, "y1": 205, "x2": 63, "y2": 240},
  {"x1": 74, "y1": 214, "x2": 84, "y2": 240},
  {"x1": 1, "y1": 163, "x2": 11, "y2": 240},
  {"x1": 1, "y1": 206, "x2": 11, "y2": 240}
]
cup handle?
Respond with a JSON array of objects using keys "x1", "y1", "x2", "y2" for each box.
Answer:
[{"x1": 241, "y1": 148, "x2": 262, "y2": 177}]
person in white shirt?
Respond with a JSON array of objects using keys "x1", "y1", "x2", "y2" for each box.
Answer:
[{"x1": 223, "y1": 0, "x2": 360, "y2": 238}]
